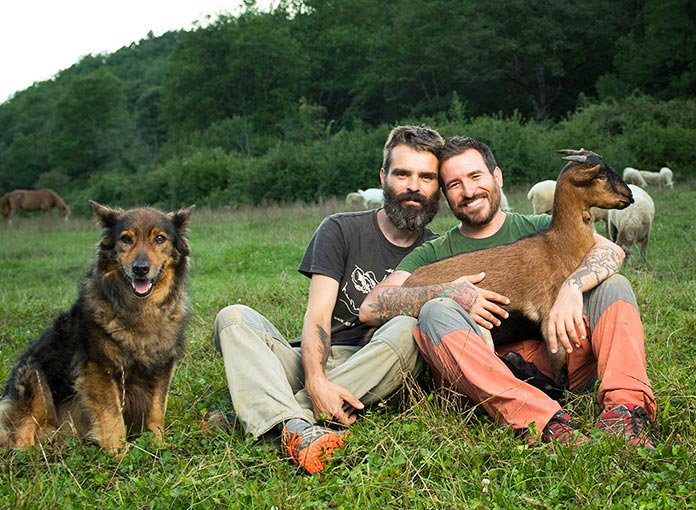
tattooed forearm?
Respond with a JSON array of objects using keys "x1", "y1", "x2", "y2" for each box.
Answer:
[
  {"x1": 315, "y1": 324, "x2": 331, "y2": 365},
  {"x1": 368, "y1": 281, "x2": 478, "y2": 324},
  {"x1": 567, "y1": 245, "x2": 622, "y2": 290}
]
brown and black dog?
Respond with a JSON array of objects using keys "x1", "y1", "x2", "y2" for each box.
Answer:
[{"x1": 0, "y1": 200, "x2": 193, "y2": 452}]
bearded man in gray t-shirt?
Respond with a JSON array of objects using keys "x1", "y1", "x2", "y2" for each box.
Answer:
[{"x1": 208, "y1": 125, "x2": 443, "y2": 474}]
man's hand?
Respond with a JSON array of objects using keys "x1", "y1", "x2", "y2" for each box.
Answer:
[
  {"x1": 306, "y1": 377, "x2": 364, "y2": 426},
  {"x1": 453, "y1": 272, "x2": 510, "y2": 329},
  {"x1": 547, "y1": 279, "x2": 585, "y2": 355}
]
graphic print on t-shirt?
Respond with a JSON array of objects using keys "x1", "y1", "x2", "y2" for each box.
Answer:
[{"x1": 339, "y1": 265, "x2": 380, "y2": 316}]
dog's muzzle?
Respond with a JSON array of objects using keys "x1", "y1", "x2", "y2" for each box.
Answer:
[{"x1": 127, "y1": 262, "x2": 163, "y2": 298}]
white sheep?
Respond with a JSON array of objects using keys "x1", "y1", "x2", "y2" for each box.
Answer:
[
  {"x1": 526, "y1": 180, "x2": 556, "y2": 214},
  {"x1": 592, "y1": 184, "x2": 655, "y2": 263},
  {"x1": 345, "y1": 192, "x2": 366, "y2": 209},
  {"x1": 345, "y1": 188, "x2": 384, "y2": 209},
  {"x1": 622, "y1": 167, "x2": 648, "y2": 188},
  {"x1": 607, "y1": 185, "x2": 655, "y2": 263},
  {"x1": 500, "y1": 188, "x2": 512, "y2": 212},
  {"x1": 639, "y1": 169, "x2": 673, "y2": 189},
  {"x1": 360, "y1": 188, "x2": 385, "y2": 208},
  {"x1": 659, "y1": 167, "x2": 674, "y2": 188}
]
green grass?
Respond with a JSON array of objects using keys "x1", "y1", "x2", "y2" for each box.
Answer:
[{"x1": 1, "y1": 187, "x2": 695, "y2": 509}]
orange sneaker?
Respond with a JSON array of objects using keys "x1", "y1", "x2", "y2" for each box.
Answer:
[{"x1": 281, "y1": 425, "x2": 347, "y2": 474}]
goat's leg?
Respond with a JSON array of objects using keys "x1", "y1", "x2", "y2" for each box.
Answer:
[{"x1": 540, "y1": 317, "x2": 569, "y2": 386}]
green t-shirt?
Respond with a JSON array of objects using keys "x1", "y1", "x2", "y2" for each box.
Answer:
[{"x1": 397, "y1": 212, "x2": 552, "y2": 273}]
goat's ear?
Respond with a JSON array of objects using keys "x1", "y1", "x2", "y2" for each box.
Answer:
[{"x1": 573, "y1": 164, "x2": 601, "y2": 185}]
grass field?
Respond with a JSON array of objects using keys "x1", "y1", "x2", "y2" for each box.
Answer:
[{"x1": 1, "y1": 183, "x2": 695, "y2": 509}]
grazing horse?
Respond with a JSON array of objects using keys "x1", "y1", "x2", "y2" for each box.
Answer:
[{"x1": 0, "y1": 188, "x2": 71, "y2": 223}]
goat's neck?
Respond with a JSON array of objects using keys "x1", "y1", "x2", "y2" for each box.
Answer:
[{"x1": 549, "y1": 196, "x2": 596, "y2": 264}]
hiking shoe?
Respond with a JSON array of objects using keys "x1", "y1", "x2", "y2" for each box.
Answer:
[
  {"x1": 200, "y1": 409, "x2": 238, "y2": 433},
  {"x1": 596, "y1": 403, "x2": 655, "y2": 450},
  {"x1": 542, "y1": 410, "x2": 590, "y2": 446},
  {"x1": 281, "y1": 425, "x2": 347, "y2": 475}
]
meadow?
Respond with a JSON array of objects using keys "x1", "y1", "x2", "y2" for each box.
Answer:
[{"x1": 0, "y1": 183, "x2": 694, "y2": 509}]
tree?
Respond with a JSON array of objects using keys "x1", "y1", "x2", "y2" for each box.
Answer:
[
  {"x1": 597, "y1": 0, "x2": 696, "y2": 101},
  {"x1": 50, "y1": 68, "x2": 129, "y2": 177}
]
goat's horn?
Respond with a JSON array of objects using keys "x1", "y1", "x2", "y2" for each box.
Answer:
[
  {"x1": 557, "y1": 149, "x2": 583, "y2": 155},
  {"x1": 562, "y1": 155, "x2": 588, "y2": 163}
]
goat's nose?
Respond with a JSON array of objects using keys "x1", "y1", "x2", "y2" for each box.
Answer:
[{"x1": 132, "y1": 259, "x2": 150, "y2": 277}]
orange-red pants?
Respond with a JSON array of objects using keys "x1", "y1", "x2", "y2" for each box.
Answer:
[{"x1": 414, "y1": 274, "x2": 656, "y2": 433}]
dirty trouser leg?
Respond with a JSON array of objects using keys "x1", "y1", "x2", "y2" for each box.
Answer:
[
  {"x1": 214, "y1": 304, "x2": 313, "y2": 438},
  {"x1": 415, "y1": 298, "x2": 561, "y2": 433},
  {"x1": 294, "y1": 315, "x2": 424, "y2": 410},
  {"x1": 582, "y1": 274, "x2": 656, "y2": 418}
]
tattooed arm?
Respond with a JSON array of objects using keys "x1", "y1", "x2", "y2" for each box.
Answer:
[
  {"x1": 358, "y1": 270, "x2": 510, "y2": 329},
  {"x1": 301, "y1": 274, "x2": 363, "y2": 425},
  {"x1": 547, "y1": 233, "x2": 625, "y2": 356}
]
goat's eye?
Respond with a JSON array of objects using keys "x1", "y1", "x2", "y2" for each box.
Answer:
[
  {"x1": 154, "y1": 234, "x2": 167, "y2": 245},
  {"x1": 120, "y1": 234, "x2": 133, "y2": 245}
]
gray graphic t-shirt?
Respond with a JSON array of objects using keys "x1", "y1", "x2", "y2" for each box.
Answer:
[{"x1": 298, "y1": 210, "x2": 436, "y2": 346}]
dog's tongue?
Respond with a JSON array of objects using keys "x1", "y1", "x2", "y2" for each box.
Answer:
[{"x1": 133, "y1": 278, "x2": 152, "y2": 295}]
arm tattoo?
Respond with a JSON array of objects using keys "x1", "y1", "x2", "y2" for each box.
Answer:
[
  {"x1": 567, "y1": 245, "x2": 621, "y2": 290},
  {"x1": 315, "y1": 324, "x2": 331, "y2": 365},
  {"x1": 368, "y1": 281, "x2": 478, "y2": 324}
]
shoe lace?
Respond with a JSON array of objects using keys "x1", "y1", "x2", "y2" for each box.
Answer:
[{"x1": 543, "y1": 412, "x2": 579, "y2": 443}]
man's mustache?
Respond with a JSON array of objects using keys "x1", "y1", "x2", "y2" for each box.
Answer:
[{"x1": 396, "y1": 191, "x2": 426, "y2": 205}]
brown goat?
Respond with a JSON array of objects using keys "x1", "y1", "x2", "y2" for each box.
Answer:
[{"x1": 403, "y1": 149, "x2": 634, "y2": 382}]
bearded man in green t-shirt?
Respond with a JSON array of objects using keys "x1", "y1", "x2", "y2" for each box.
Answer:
[{"x1": 360, "y1": 136, "x2": 657, "y2": 450}]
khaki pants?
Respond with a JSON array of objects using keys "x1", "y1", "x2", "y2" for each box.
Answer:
[
  {"x1": 214, "y1": 305, "x2": 423, "y2": 438},
  {"x1": 414, "y1": 274, "x2": 656, "y2": 434}
]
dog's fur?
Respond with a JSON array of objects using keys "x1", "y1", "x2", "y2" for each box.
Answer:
[{"x1": 0, "y1": 201, "x2": 193, "y2": 452}]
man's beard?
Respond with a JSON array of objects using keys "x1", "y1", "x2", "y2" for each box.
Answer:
[
  {"x1": 382, "y1": 185, "x2": 440, "y2": 232},
  {"x1": 450, "y1": 184, "x2": 501, "y2": 227}
]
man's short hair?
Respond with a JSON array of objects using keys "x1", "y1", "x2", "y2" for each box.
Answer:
[
  {"x1": 440, "y1": 136, "x2": 497, "y2": 174},
  {"x1": 382, "y1": 125, "x2": 444, "y2": 172}
]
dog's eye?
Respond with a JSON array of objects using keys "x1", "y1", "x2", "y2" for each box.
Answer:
[
  {"x1": 120, "y1": 234, "x2": 133, "y2": 245},
  {"x1": 154, "y1": 234, "x2": 167, "y2": 245}
]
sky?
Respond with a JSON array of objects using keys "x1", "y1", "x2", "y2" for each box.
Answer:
[{"x1": 0, "y1": 1, "x2": 273, "y2": 104}]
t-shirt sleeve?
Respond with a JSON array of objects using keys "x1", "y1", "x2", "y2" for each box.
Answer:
[
  {"x1": 298, "y1": 216, "x2": 345, "y2": 281},
  {"x1": 396, "y1": 241, "x2": 438, "y2": 274}
]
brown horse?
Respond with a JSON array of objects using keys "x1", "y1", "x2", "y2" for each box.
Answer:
[{"x1": 0, "y1": 188, "x2": 71, "y2": 223}]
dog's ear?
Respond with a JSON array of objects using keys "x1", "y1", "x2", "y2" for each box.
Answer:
[
  {"x1": 170, "y1": 205, "x2": 195, "y2": 231},
  {"x1": 90, "y1": 200, "x2": 123, "y2": 230},
  {"x1": 169, "y1": 205, "x2": 195, "y2": 257}
]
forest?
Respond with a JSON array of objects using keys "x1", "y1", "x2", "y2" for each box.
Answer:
[{"x1": 0, "y1": 0, "x2": 694, "y2": 214}]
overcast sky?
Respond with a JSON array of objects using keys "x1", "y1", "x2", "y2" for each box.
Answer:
[{"x1": 0, "y1": 1, "x2": 273, "y2": 104}]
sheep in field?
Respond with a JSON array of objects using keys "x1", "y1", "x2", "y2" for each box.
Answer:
[
  {"x1": 639, "y1": 169, "x2": 673, "y2": 189},
  {"x1": 592, "y1": 185, "x2": 655, "y2": 263},
  {"x1": 500, "y1": 188, "x2": 512, "y2": 212},
  {"x1": 345, "y1": 192, "x2": 366, "y2": 209},
  {"x1": 526, "y1": 180, "x2": 556, "y2": 214},
  {"x1": 345, "y1": 188, "x2": 385, "y2": 209},
  {"x1": 404, "y1": 149, "x2": 634, "y2": 383},
  {"x1": 622, "y1": 167, "x2": 648, "y2": 188},
  {"x1": 659, "y1": 167, "x2": 674, "y2": 188}
]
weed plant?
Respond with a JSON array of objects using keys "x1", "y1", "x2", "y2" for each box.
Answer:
[{"x1": 0, "y1": 185, "x2": 694, "y2": 509}]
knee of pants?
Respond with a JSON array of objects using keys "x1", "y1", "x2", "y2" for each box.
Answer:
[
  {"x1": 213, "y1": 304, "x2": 260, "y2": 352},
  {"x1": 417, "y1": 297, "x2": 479, "y2": 348},
  {"x1": 584, "y1": 273, "x2": 638, "y2": 331},
  {"x1": 371, "y1": 315, "x2": 420, "y2": 371}
]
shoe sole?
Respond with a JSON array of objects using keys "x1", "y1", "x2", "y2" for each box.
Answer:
[{"x1": 296, "y1": 432, "x2": 347, "y2": 475}]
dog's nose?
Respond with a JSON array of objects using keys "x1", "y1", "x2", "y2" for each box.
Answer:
[{"x1": 132, "y1": 260, "x2": 150, "y2": 277}]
